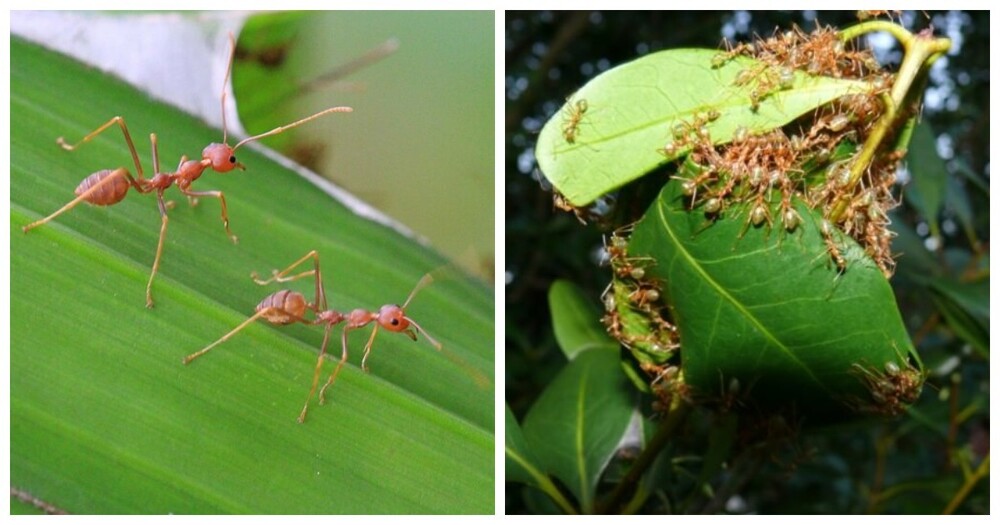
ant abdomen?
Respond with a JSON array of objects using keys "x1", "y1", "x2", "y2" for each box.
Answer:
[
  {"x1": 257, "y1": 290, "x2": 307, "y2": 324},
  {"x1": 75, "y1": 168, "x2": 131, "y2": 206}
]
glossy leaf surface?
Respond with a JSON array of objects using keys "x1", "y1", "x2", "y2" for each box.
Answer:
[
  {"x1": 536, "y1": 48, "x2": 869, "y2": 206},
  {"x1": 628, "y1": 180, "x2": 919, "y2": 417}
]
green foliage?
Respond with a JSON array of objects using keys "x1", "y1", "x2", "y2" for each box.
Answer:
[
  {"x1": 629, "y1": 180, "x2": 918, "y2": 416},
  {"x1": 548, "y1": 279, "x2": 619, "y2": 360},
  {"x1": 507, "y1": 11, "x2": 989, "y2": 515},
  {"x1": 11, "y1": 36, "x2": 492, "y2": 514},
  {"x1": 903, "y1": 123, "x2": 949, "y2": 239},
  {"x1": 521, "y1": 349, "x2": 634, "y2": 513},
  {"x1": 535, "y1": 48, "x2": 868, "y2": 206}
]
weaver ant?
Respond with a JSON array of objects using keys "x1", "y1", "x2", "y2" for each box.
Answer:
[
  {"x1": 182, "y1": 250, "x2": 489, "y2": 423},
  {"x1": 21, "y1": 34, "x2": 353, "y2": 308},
  {"x1": 561, "y1": 98, "x2": 588, "y2": 144}
]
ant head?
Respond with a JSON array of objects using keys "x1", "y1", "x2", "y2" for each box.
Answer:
[
  {"x1": 202, "y1": 143, "x2": 244, "y2": 173},
  {"x1": 376, "y1": 304, "x2": 411, "y2": 333}
]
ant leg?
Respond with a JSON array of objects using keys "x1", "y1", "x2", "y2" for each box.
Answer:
[
  {"x1": 252, "y1": 250, "x2": 319, "y2": 284},
  {"x1": 318, "y1": 328, "x2": 352, "y2": 406},
  {"x1": 22, "y1": 168, "x2": 134, "y2": 233},
  {"x1": 298, "y1": 323, "x2": 335, "y2": 424},
  {"x1": 150, "y1": 133, "x2": 161, "y2": 175},
  {"x1": 359, "y1": 325, "x2": 381, "y2": 373},
  {"x1": 251, "y1": 250, "x2": 326, "y2": 312},
  {"x1": 58, "y1": 116, "x2": 147, "y2": 183},
  {"x1": 146, "y1": 191, "x2": 170, "y2": 308},
  {"x1": 179, "y1": 188, "x2": 237, "y2": 243},
  {"x1": 182, "y1": 307, "x2": 282, "y2": 364}
]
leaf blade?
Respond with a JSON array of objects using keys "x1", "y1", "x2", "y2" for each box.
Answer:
[
  {"x1": 536, "y1": 49, "x2": 870, "y2": 205},
  {"x1": 521, "y1": 349, "x2": 634, "y2": 512},
  {"x1": 628, "y1": 181, "x2": 919, "y2": 417},
  {"x1": 11, "y1": 36, "x2": 493, "y2": 514}
]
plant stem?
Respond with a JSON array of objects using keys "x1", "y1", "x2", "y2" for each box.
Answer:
[
  {"x1": 539, "y1": 476, "x2": 580, "y2": 514},
  {"x1": 942, "y1": 454, "x2": 989, "y2": 514},
  {"x1": 597, "y1": 400, "x2": 692, "y2": 514},
  {"x1": 839, "y1": 20, "x2": 913, "y2": 49},
  {"x1": 829, "y1": 24, "x2": 951, "y2": 223}
]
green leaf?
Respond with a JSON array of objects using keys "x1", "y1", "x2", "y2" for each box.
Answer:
[
  {"x1": 627, "y1": 180, "x2": 920, "y2": 418},
  {"x1": 945, "y1": 172, "x2": 979, "y2": 247},
  {"x1": 505, "y1": 404, "x2": 545, "y2": 486},
  {"x1": 929, "y1": 279, "x2": 989, "y2": 356},
  {"x1": 522, "y1": 348, "x2": 635, "y2": 513},
  {"x1": 904, "y1": 123, "x2": 948, "y2": 239},
  {"x1": 536, "y1": 49, "x2": 870, "y2": 206},
  {"x1": 548, "y1": 279, "x2": 618, "y2": 360},
  {"x1": 890, "y1": 212, "x2": 939, "y2": 280},
  {"x1": 11, "y1": 36, "x2": 492, "y2": 513}
]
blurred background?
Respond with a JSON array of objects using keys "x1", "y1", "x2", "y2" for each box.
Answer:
[
  {"x1": 235, "y1": 11, "x2": 495, "y2": 282},
  {"x1": 506, "y1": 11, "x2": 988, "y2": 513}
]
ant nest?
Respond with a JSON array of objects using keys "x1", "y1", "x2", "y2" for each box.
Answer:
[
  {"x1": 663, "y1": 24, "x2": 902, "y2": 277},
  {"x1": 601, "y1": 227, "x2": 685, "y2": 411}
]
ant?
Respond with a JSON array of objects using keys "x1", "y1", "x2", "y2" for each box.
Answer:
[
  {"x1": 21, "y1": 34, "x2": 353, "y2": 308},
  {"x1": 561, "y1": 98, "x2": 588, "y2": 144},
  {"x1": 182, "y1": 250, "x2": 488, "y2": 423}
]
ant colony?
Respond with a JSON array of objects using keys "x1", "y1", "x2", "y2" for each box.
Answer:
[
  {"x1": 575, "y1": 23, "x2": 914, "y2": 414},
  {"x1": 666, "y1": 25, "x2": 901, "y2": 277}
]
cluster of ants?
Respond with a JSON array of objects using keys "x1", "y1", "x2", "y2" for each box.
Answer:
[
  {"x1": 658, "y1": 24, "x2": 902, "y2": 277},
  {"x1": 547, "y1": 21, "x2": 914, "y2": 414},
  {"x1": 848, "y1": 359, "x2": 924, "y2": 416},
  {"x1": 599, "y1": 227, "x2": 685, "y2": 411},
  {"x1": 21, "y1": 35, "x2": 482, "y2": 423}
]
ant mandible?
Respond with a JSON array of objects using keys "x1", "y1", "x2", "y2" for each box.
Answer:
[
  {"x1": 182, "y1": 250, "x2": 468, "y2": 424},
  {"x1": 21, "y1": 34, "x2": 353, "y2": 308}
]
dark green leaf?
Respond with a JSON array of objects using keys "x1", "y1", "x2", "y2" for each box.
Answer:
[
  {"x1": 536, "y1": 49, "x2": 870, "y2": 206},
  {"x1": 945, "y1": 174, "x2": 979, "y2": 248},
  {"x1": 549, "y1": 279, "x2": 618, "y2": 360},
  {"x1": 930, "y1": 282, "x2": 989, "y2": 357},
  {"x1": 930, "y1": 277, "x2": 989, "y2": 320},
  {"x1": 522, "y1": 348, "x2": 635, "y2": 512},
  {"x1": 696, "y1": 413, "x2": 738, "y2": 488},
  {"x1": 506, "y1": 404, "x2": 546, "y2": 486},
  {"x1": 904, "y1": 123, "x2": 947, "y2": 238},
  {"x1": 890, "y1": 212, "x2": 939, "y2": 280},
  {"x1": 628, "y1": 180, "x2": 920, "y2": 418}
]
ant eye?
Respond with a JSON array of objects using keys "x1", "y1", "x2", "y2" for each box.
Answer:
[
  {"x1": 390, "y1": 319, "x2": 399, "y2": 326},
  {"x1": 229, "y1": 155, "x2": 237, "y2": 164}
]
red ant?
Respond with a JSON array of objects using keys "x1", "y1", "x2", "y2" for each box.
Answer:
[
  {"x1": 21, "y1": 34, "x2": 353, "y2": 308},
  {"x1": 182, "y1": 250, "x2": 489, "y2": 423}
]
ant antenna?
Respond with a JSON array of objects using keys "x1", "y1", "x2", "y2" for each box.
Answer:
[
  {"x1": 232, "y1": 106, "x2": 353, "y2": 151},
  {"x1": 219, "y1": 33, "x2": 352, "y2": 151},
  {"x1": 221, "y1": 32, "x2": 237, "y2": 145},
  {"x1": 402, "y1": 273, "x2": 435, "y2": 310}
]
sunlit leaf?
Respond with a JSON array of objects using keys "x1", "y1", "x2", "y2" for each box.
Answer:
[{"x1": 536, "y1": 49, "x2": 869, "y2": 206}]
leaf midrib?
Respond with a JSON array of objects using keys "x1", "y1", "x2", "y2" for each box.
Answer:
[{"x1": 655, "y1": 197, "x2": 830, "y2": 394}]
